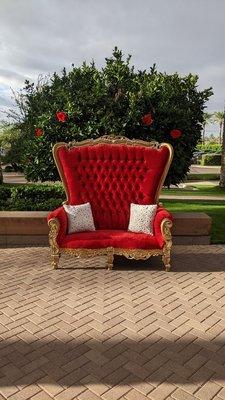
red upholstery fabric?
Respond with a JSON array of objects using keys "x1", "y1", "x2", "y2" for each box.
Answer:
[
  {"x1": 57, "y1": 143, "x2": 170, "y2": 229},
  {"x1": 154, "y1": 207, "x2": 173, "y2": 248},
  {"x1": 61, "y1": 230, "x2": 161, "y2": 250},
  {"x1": 47, "y1": 206, "x2": 67, "y2": 243},
  {"x1": 47, "y1": 205, "x2": 173, "y2": 248}
]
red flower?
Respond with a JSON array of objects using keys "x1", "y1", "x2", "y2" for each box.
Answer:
[
  {"x1": 142, "y1": 113, "x2": 153, "y2": 126},
  {"x1": 170, "y1": 129, "x2": 182, "y2": 139},
  {"x1": 35, "y1": 128, "x2": 43, "y2": 137},
  {"x1": 56, "y1": 111, "x2": 68, "y2": 122}
]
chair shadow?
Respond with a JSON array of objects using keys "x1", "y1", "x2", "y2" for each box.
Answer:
[
  {"x1": 0, "y1": 337, "x2": 225, "y2": 387},
  {"x1": 58, "y1": 251, "x2": 225, "y2": 272}
]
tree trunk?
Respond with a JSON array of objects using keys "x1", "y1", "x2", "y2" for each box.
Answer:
[
  {"x1": 202, "y1": 126, "x2": 205, "y2": 144},
  {"x1": 219, "y1": 112, "x2": 225, "y2": 188},
  {"x1": 0, "y1": 168, "x2": 3, "y2": 184},
  {"x1": 0, "y1": 152, "x2": 3, "y2": 184},
  {"x1": 219, "y1": 122, "x2": 222, "y2": 144}
]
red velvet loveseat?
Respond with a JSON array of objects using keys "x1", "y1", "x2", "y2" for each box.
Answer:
[{"x1": 47, "y1": 135, "x2": 173, "y2": 270}]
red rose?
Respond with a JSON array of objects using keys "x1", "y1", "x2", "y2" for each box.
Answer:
[
  {"x1": 170, "y1": 129, "x2": 182, "y2": 139},
  {"x1": 56, "y1": 111, "x2": 67, "y2": 122},
  {"x1": 142, "y1": 113, "x2": 153, "y2": 126},
  {"x1": 35, "y1": 128, "x2": 43, "y2": 137}
]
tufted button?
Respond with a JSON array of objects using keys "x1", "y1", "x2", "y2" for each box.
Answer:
[{"x1": 64, "y1": 145, "x2": 162, "y2": 229}]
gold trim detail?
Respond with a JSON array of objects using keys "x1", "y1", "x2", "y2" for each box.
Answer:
[
  {"x1": 107, "y1": 246, "x2": 114, "y2": 270},
  {"x1": 52, "y1": 134, "x2": 173, "y2": 204},
  {"x1": 60, "y1": 247, "x2": 163, "y2": 269},
  {"x1": 48, "y1": 218, "x2": 60, "y2": 269},
  {"x1": 161, "y1": 218, "x2": 173, "y2": 272},
  {"x1": 61, "y1": 247, "x2": 162, "y2": 259},
  {"x1": 67, "y1": 134, "x2": 160, "y2": 148}
]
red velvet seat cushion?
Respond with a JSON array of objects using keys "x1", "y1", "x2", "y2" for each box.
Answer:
[
  {"x1": 57, "y1": 143, "x2": 170, "y2": 230},
  {"x1": 61, "y1": 230, "x2": 161, "y2": 250}
]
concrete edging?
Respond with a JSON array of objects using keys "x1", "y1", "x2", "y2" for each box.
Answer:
[{"x1": 0, "y1": 211, "x2": 212, "y2": 247}]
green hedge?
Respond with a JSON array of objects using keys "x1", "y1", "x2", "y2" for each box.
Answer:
[
  {"x1": 0, "y1": 183, "x2": 65, "y2": 211},
  {"x1": 11, "y1": 184, "x2": 65, "y2": 202},
  {"x1": 9, "y1": 198, "x2": 63, "y2": 211},
  {"x1": 201, "y1": 153, "x2": 221, "y2": 166},
  {"x1": 0, "y1": 185, "x2": 12, "y2": 208},
  {"x1": 4, "y1": 165, "x2": 14, "y2": 172}
]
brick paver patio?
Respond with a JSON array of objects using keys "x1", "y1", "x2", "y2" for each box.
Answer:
[{"x1": 1, "y1": 245, "x2": 225, "y2": 399}]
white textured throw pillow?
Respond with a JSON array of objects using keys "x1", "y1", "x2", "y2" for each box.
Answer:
[
  {"x1": 128, "y1": 203, "x2": 157, "y2": 235},
  {"x1": 63, "y1": 203, "x2": 95, "y2": 234}
]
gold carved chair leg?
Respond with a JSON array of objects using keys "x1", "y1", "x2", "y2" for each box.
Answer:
[
  {"x1": 107, "y1": 247, "x2": 114, "y2": 270},
  {"x1": 48, "y1": 218, "x2": 60, "y2": 269},
  {"x1": 161, "y1": 218, "x2": 173, "y2": 272},
  {"x1": 51, "y1": 254, "x2": 60, "y2": 270},
  {"x1": 162, "y1": 248, "x2": 171, "y2": 272}
]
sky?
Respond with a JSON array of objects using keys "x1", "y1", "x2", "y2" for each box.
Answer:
[{"x1": 0, "y1": 0, "x2": 225, "y2": 136}]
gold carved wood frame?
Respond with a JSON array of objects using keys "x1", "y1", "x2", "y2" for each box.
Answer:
[{"x1": 48, "y1": 135, "x2": 173, "y2": 271}]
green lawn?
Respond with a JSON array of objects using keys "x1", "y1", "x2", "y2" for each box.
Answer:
[
  {"x1": 162, "y1": 185, "x2": 225, "y2": 197},
  {"x1": 163, "y1": 200, "x2": 225, "y2": 244},
  {"x1": 186, "y1": 173, "x2": 220, "y2": 181}
]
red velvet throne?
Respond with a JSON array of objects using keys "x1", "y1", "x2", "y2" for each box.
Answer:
[{"x1": 47, "y1": 135, "x2": 173, "y2": 270}]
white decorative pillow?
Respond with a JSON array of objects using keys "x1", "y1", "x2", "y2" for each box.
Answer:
[
  {"x1": 128, "y1": 203, "x2": 157, "y2": 235},
  {"x1": 63, "y1": 202, "x2": 95, "y2": 234}
]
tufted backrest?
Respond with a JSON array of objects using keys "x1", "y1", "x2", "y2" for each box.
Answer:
[{"x1": 53, "y1": 138, "x2": 173, "y2": 230}]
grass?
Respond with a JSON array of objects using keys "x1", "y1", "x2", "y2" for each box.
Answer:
[
  {"x1": 163, "y1": 200, "x2": 225, "y2": 244},
  {"x1": 162, "y1": 185, "x2": 225, "y2": 197}
]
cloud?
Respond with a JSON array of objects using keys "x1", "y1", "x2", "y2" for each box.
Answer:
[{"x1": 0, "y1": 0, "x2": 225, "y2": 130}]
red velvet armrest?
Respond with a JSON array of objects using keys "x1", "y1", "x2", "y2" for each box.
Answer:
[
  {"x1": 47, "y1": 206, "x2": 67, "y2": 245},
  {"x1": 153, "y1": 206, "x2": 173, "y2": 248}
]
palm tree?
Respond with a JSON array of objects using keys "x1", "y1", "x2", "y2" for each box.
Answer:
[
  {"x1": 0, "y1": 125, "x2": 4, "y2": 184},
  {"x1": 219, "y1": 109, "x2": 225, "y2": 188},
  {"x1": 202, "y1": 112, "x2": 213, "y2": 143},
  {"x1": 0, "y1": 158, "x2": 3, "y2": 184},
  {"x1": 213, "y1": 111, "x2": 224, "y2": 144}
]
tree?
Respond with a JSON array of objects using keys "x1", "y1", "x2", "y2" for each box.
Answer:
[
  {"x1": 219, "y1": 109, "x2": 225, "y2": 188},
  {"x1": 213, "y1": 111, "x2": 224, "y2": 144},
  {"x1": 0, "y1": 123, "x2": 6, "y2": 184},
  {"x1": 9, "y1": 48, "x2": 213, "y2": 186},
  {"x1": 202, "y1": 112, "x2": 213, "y2": 144},
  {"x1": 0, "y1": 123, "x2": 24, "y2": 175}
]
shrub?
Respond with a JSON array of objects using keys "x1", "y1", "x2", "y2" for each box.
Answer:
[
  {"x1": 201, "y1": 153, "x2": 221, "y2": 166},
  {"x1": 4, "y1": 165, "x2": 14, "y2": 172},
  {"x1": 11, "y1": 48, "x2": 212, "y2": 186}
]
